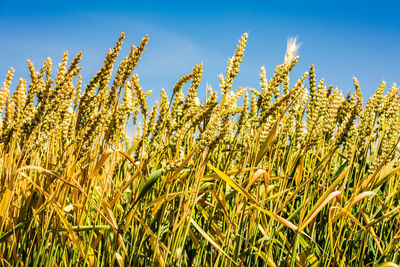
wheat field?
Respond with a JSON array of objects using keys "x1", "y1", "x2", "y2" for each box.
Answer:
[{"x1": 0, "y1": 32, "x2": 399, "y2": 266}]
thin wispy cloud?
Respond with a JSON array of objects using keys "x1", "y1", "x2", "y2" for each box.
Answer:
[{"x1": 0, "y1": 1, "x2": 399, "y2": 99}]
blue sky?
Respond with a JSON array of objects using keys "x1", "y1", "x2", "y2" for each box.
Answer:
[{"x1": 0, "y1": 0, "x2": 399, "y2": 102}]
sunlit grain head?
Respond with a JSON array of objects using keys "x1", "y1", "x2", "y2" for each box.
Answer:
[{"x1": 284, "y1": 36, "x2": 300, "y2": 64}]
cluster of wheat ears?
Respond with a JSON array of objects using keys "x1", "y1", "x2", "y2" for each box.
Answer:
[{"x1": 0, "y1": 32, "x2": 399, "y2": 266}]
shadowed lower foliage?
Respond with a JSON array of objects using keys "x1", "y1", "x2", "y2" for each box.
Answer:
[{"x1": 0, "y1": 33, "x2": 399, "y2": 266}]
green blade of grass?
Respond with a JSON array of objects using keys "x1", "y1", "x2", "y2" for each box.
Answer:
[{"x1": 190, "y1": 218, "x2": 238, "y2": 266}]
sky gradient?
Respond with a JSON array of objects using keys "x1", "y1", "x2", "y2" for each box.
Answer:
[{"x1": 0, "y1": 0, "x2": 399, "y2": 102}]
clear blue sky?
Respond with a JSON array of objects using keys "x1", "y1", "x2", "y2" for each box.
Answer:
[{"x1": 0, "y1": 0, "x2": 399, "y2": 101}]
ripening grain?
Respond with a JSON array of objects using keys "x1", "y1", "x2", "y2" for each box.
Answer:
[{"x1": 0, "y1": 33, "x2": 399, "y2": 266}]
